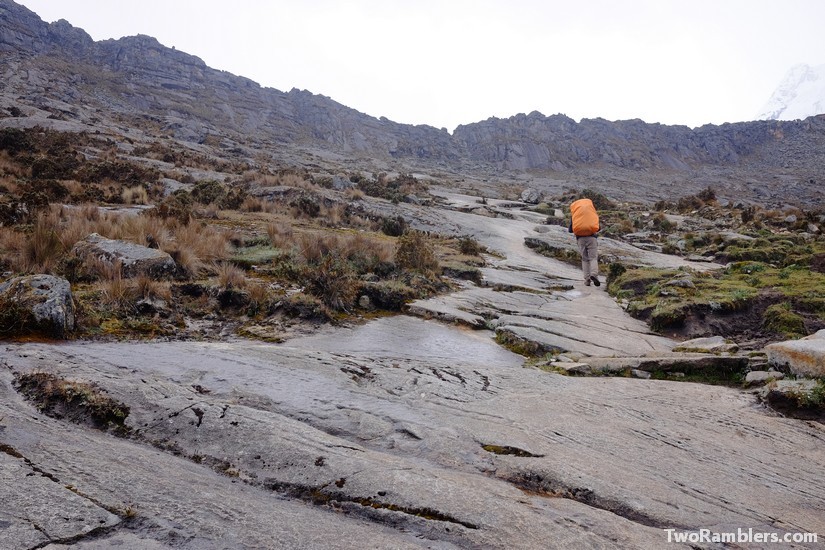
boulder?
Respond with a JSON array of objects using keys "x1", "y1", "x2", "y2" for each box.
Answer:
[
  {"x1": 744, "y1": 370, "x2": 784, "y2": 386},
  {"x1": 0, "y1": 275, "x2": 75, "y2": 338},
  {"x1": 765, "y1": 330, "x2": 825, "y2": 378},
  {"x1": 520, "y1": 188, "x2": 544, "y2": 204},
  {"x1": 330, "y1": 176, "x2": 354, "y2": 191},
  {"x1": 71, "y1": 233, "x2": 176, "y2": 279},
  {"x1": 664, "y1": 277, "x2": 696, "y2": 289}
]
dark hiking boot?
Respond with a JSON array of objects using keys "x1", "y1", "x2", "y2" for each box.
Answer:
[{"x1": 590, "y1": 275, "x2": 601, "y2": 287}]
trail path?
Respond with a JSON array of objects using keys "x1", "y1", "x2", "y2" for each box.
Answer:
[{"x1": 1, "y1": 193, "x2": 823, "y2": 549}]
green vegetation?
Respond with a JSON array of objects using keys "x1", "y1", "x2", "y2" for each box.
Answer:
[
  {"x1": 0, "y1": 124, "x2": 487, "y2": 340},
  {"x1": 607, "y1": 259, "x2": 825, "y2": 337}
]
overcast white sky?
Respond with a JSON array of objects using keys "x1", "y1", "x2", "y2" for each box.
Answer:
[{"x1": 15, "y1": 0, "x2": 825, "y2": 131}]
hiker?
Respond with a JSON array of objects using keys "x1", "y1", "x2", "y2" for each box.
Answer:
[{"x1": 569, "y1": 198, "x2": 600, "y2": 287}]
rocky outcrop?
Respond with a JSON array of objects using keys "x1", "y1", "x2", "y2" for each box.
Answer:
[
  {"x1": 71, "y1": 233, "x2": 176, "y2": 278},
  {"x1": 451, "y1": 111, "x2": 825, "y2": 175},
  {"x1": 765, "y1": 329, "x2": 825, "y2": 378},
  {"x1": 0, "y1": 274, "x2": 74, "y2": 338}
]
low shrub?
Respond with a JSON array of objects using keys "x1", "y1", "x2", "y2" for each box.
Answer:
[
  {"x1": 381, "y1": 216, "x2": 407, "y2": 237},
  {"x1": 303, "y1": 255, "x2": 358, "y2": 311},
  {"x1": 458, "y1": 236, "x2": 482, "y2": 256},
  {"x1": 396, "y1": 231, "x2": 438, "y2": 273}
]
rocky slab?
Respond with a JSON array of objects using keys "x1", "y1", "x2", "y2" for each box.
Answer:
[
  {"x1": 363, "y1": 191, "x2": 715, "y2": 359},
  {"x1": 3, "y1": 337, "x2": 824, "y2": 548}
]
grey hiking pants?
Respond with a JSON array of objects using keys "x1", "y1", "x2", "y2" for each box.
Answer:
[{"x1": 577, "y1": 235, "x2": 598, "y2": 282}]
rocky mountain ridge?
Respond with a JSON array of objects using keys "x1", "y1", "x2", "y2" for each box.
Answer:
[{"x1": 1, "y1": 0, "x2": 824, "y2": 205}]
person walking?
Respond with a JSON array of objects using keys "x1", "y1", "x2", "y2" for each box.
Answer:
[{"x1": 569, "y1": 198, "x2": 600, "y2": 287}]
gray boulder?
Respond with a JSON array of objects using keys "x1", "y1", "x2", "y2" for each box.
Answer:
[
  {"x1": 72, "y1": 233, "x2": 176, "y2": 279},
  {"x1": 664, "y1": 277, "x2": 696, "y2": 289},
  {"x1": 765, "y1": 330, "x2": 825, "y2": 378},
  {"x1": 0, "y1": 275, "x2": 75, "y2": 338},
  {"x1": 744, "y1": 370, "x2": 784, "y2": 386},
  {"x1": 520, "y1": 188, "x2": 544, "y2": 204},
  {"x1": 331, "y1": 176, "x2": 354, "y2": 191}
]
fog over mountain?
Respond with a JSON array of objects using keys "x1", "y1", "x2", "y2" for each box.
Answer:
[{"x1": 757, "y1": 63, "x2": 825, "y2": 121}]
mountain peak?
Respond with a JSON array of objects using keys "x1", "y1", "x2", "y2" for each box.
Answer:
[{"x1": 757, "y1": 63, "x2": 825, "y2": 121}]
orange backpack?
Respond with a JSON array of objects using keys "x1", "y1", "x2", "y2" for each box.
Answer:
[{"x1": 570, "y1": 198, "x2": 599, "y2": 237}]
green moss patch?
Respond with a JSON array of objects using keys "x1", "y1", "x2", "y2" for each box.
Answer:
[{"x1": 608, "y1": 261, "x2": 825, "y2": 339}]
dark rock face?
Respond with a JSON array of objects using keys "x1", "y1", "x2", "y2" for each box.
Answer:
[
  {"x1": 450, "y1": 111, "x2": 825, "y2": 173},
  {"x1": 0, "y1": 274, "x2": 75, "y2": 338},
  {"x1": 1, "y1": 0, "x2": 825, "y2": 204}
]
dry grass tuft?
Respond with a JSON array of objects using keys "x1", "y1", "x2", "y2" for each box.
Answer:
[
  {"x1": 321, "y1": 203, "x2": 348, "y2": 227},
  {"x1": 173, "y1": 222, "x2": 230, "y2": 263},
  {"x1": 169, "y1": 247, "x2": 202, "y2": 279},
  {"x1": 0, "y1": 228, "x2": 26, "y2": 270},
  {"x1": 0, "y1": 151, "x2": 28, "y2": 178},
  {"x1": 132, "y1": 274, "x2": 172, "y2": 302},
  {"x1": 267, "y1": 221, "x2": 294, "y2": 249},
  {"x1": 99, "y1": 261, "x2": 131, "y2": 307},
  {"x1": 246, "y1": 280, "x2": 270, "y2": 313},
  {"x1": 121, "y1": 185, "x2": 149, "y2": 205},
  {"x1": 345, "y1": 188, "x2": 365, "y2": 201},
  {"x1": 298, "y1": 233, "x2": 336, "y2": 265},
  {"x1": 279, "y1": 172, "x2": 315, "y2": 189},
  {"x1": 240, "y1": 196, "x2": 265, "y2": 212},
  {"x1": 24, "y1": 211, "x2": 64, "y2": 273},
  {"x1": 121, "y1": 214, "x2": 172, "y2": 250},
  {"x1": 305, "y1": 255, "x2": 357, "y2": 311},
  {"x1": 213, "y1": 262, "x2": 247, "y2": 289},
  {"x1": 241, "y1": 171, "x2": 280, "y2": 186}
]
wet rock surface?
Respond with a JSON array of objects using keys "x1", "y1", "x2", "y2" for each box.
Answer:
[
  {"x1": 1, "y1": 191, "x2": 824, "y2": 548},
  {"x1": 2, "y1": 335, "x2": 824, "y2": 548}
]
